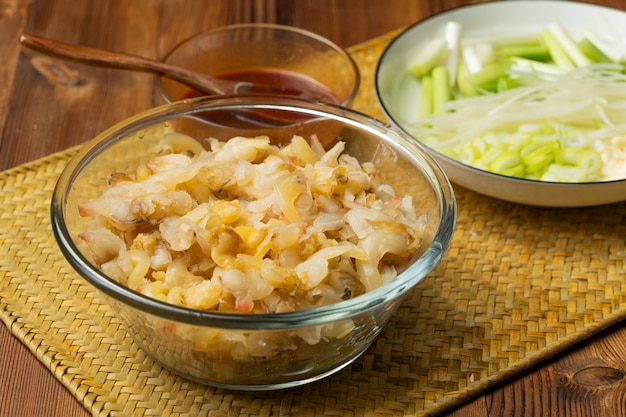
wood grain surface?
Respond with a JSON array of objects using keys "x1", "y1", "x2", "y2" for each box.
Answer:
[{"x1": 1, "y1": 1, "x2": 626, "y2": 416}]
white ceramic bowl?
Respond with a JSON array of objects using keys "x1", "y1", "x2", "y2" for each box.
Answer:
[{"x1": 376, "y1": 0, "x2": 626, "y2": 207}]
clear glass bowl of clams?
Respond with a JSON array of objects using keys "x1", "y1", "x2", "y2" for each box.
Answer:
[{"x1": 51, "y1": 95, "x2": 456, "y2": 390}]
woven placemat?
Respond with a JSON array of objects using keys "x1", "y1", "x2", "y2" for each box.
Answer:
[{"x1": 2, "y1": 32, "x2": 626, "y2": 417}]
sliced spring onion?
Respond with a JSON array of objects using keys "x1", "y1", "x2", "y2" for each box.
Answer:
[
  {"x1": 456, "y1": 61, "x2": 478, "y2": 97},
  {"x1": 541, "y1": 29, "x2": 575, "y2": 70},
  {"x1": 547, "y1": 22, "x2": 591, "y2": 67},
  {"x1": 432, "y1": 66, "x2": 453, "y2": 114},
  {"x1": 418, "y1": 75, "x2": 434, "y2": 118},
  {"x1": 488, "y1": 150, "x2": 522, "y2": 174},
  {"x1": 558, "y1": 148, "x2": 603, "y2": 173},
  {"x1": 498, "y1": 43, "x2": 550, "y2": 61},
  {"x1": 509, "y1": 57, "x2": 566, "y2": 76},
  {"x1": 461, "y1": 62, "x2": 510, "y2": 93},
  {"x1": 432, "y1": 123, "x2": 603, "y2": 181},
  {"x1": 462, "y1": 45, "x2": 484, "y2": 74},
  {"x1": 541, "y1": 164, "x2": 588, "y2": 182},
  {"x1": 408, "y1": 37, "x2": 447, "y2": 78},
  {"x1": 527, "y1": 147, "x2": 559, "y2": 175},
  {"x1": 444, "y1": 21, "x2": 462, "y2": 87},
  {"x1": 582, "y1": 30, "x2": 625, "y2": 63},
  {"x1": 578, "y1": 38, "x2": 613, "y2": 63}
]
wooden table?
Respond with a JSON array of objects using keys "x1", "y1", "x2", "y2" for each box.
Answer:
[{"x1": 2, "y1": 0, "x2": 626, "y2": 416}]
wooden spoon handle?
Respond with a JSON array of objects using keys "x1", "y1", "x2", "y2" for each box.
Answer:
[{"x1": 19, "y1": 34, "x2": 227, "y2": 94}]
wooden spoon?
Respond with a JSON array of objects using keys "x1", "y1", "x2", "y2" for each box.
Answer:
[{"x1": 19, "y1": 34, "x2": 282, "y2": 96}]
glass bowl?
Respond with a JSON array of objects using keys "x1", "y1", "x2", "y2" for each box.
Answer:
[
  {"x1": 157, "y1": 23, "x2": 360, "y2": 107},
  {"x1": 51, "y1": 95, "x2": 455, "y2": 390}
]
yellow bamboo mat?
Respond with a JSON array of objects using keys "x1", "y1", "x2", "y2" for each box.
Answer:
[{"x1": 2, "y1": 32, "x2": 626, "y2": 417}]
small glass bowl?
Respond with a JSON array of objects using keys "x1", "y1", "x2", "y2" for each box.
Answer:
[
  {"x1": 157, "y1": 23, "x2": 360, "y2": 107},
  {"x1": 51, "y1": 95, "x2": 455, "y2": 390}
]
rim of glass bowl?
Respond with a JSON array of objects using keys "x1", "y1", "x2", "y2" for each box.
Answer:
[
  {"x1": 51, "y1": 95, "x2": 456, "y2": 330},
  {"x1": 155, "y1": 23, "x2": 361, "y2": 107}
]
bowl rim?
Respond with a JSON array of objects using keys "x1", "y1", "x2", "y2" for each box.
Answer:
[
  {"x1": 156, "y1": 23, "x2": 361, "y2": 108},
  {"x1": 51, "y1": 95, "x2": 456, "y2": 330},
  {"x1": 374, "y1": 0, "x2": 626, "y2": 201}
]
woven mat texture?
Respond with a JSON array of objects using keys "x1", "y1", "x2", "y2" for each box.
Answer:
[{"x1": 2, "y1": 32, "x2": 626, "y2": 417}]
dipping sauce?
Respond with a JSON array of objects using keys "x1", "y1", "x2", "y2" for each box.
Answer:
[{"x1": 183, "y1": 68, "x2": 340, "y2": 104}]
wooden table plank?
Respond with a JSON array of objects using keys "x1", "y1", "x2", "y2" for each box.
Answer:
[
  {"x1": 0, "y1": 0, "x2": 160, "y2": 169},
  {"x1": 0, "y1": 0, "x2": 28, "y2": 143}
]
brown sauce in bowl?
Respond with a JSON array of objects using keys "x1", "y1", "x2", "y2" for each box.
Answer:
[
  {"x1": 180, "y1": 68, "x2": 341, "y2": 129},
  {"x1": 182, "y1": 68, "x2": 340, "y2": 104}
]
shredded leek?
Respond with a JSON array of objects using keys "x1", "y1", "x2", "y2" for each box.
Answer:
[{"x1": 412, "y1": 67, "x2": 626, "y2": 182}]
